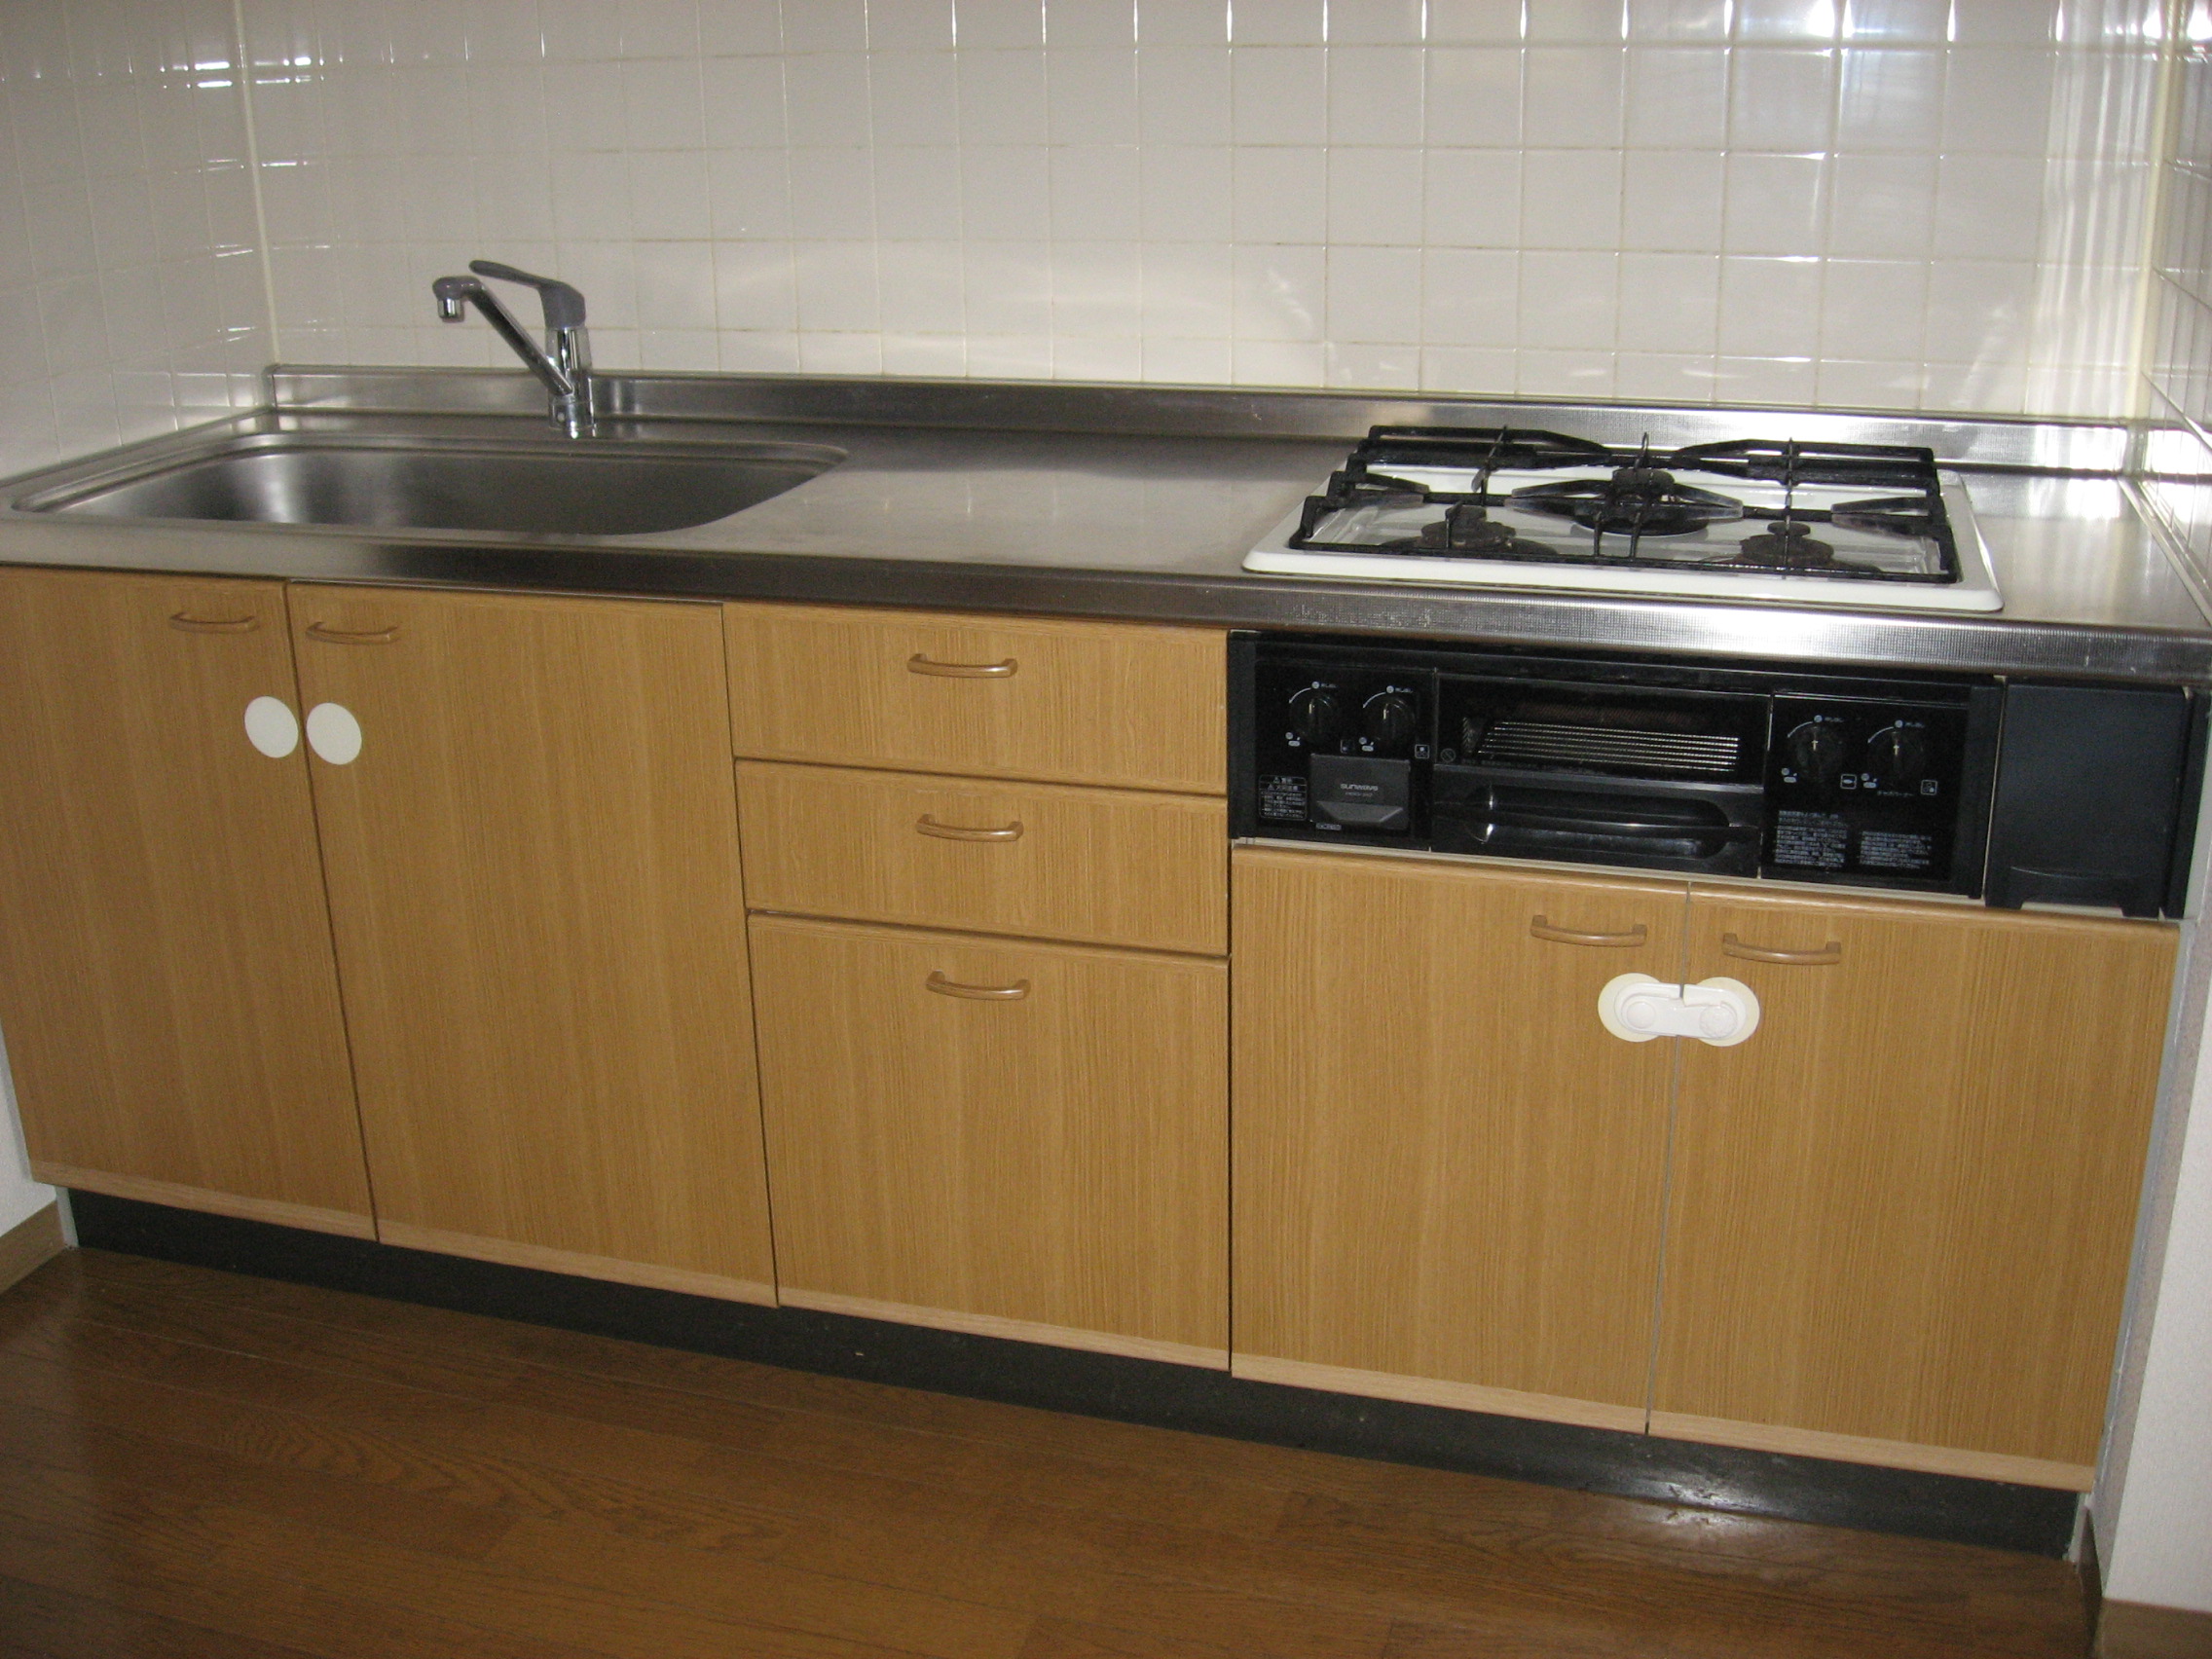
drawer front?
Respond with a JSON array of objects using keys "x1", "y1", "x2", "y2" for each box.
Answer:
[
  {"x1": 750, "y1": 914, "x2": 1228, "y2": 1354},
  {"x1": 738, "y1": 762, "x2": 1227, "y2": 955},
  {"x1": 724, "y1": 603, "x2": 1226, "y2": 794}
]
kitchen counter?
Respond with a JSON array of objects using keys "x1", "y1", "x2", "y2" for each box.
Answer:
[{"x1": 3, "y1": 368, "x2": 2207, "y2": 683}]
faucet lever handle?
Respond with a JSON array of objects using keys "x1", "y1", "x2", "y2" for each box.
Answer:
[{"x1": 468, "y1": 259, "x2": 587, "y2": 330}]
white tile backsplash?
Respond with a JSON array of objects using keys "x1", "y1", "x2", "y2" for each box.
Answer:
[
  {"x1": 0, "y1": 0, "x2": 2175, "y2": 478},
  {"x1": 0, "y1": 0, "x2": 269, "y2": 477}
]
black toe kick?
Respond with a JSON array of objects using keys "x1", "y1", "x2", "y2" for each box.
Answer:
[{"x1": 63, "y1": 1190, "x2": 2080, "y2": 1559}]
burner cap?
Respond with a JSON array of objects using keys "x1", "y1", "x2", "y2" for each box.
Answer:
[
  {"x1": 1609, "y1": 465, "x2": 1677, "y2": 500},
  {"x1": 1507, "y1": 475, "x2": 1744, "y2": 539},
  {"x1": 1734, "y1": 519, "x2": 1837, "y2": 568},
  {"x1": 1380, "y1": 501, "x2": 1530, "y2": 555}
]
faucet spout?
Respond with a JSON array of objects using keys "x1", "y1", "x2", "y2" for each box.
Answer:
[{"x1": 431, "y1": 262, "x2": 596, "y2": 438}]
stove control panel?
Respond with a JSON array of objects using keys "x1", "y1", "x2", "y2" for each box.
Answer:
[
  {"x1": 1765, "y1": 696, "x2": 1976, "y2": 883},
  {"x1": 1233, "y1": 635, "x2": 2010, "y2": 898},
  {"x1": 1252, "y1": 660, "x2": 1432, "y2": 838}
]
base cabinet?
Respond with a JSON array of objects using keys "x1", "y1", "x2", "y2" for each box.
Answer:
[
  {"x1": 1655, "y1": 889, "x2": 2173, "y2": 1482},
  {"x1": 751, "y1": 914, "x2": 1228, "y2": 1362},
  {"x1": 0, "y1": 569, "x2": 371, "y2": 1235},
  {"x1": 1232, "y1": 847, "x2": 1681, "y2": 1424},
  {"x1": 1233, "y1": 845, "x2": 2175, "y2": 1486},
  {"x1": 0, "y1": 569, "x2": 2179, "y2": 1492},
  {"x1": 289, "y1": 585, "x2": 776, "y2": 1298}
]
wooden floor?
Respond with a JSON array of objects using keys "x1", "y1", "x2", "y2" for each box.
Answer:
[{"x1": 0, "y1": 1249, "x2": 2091, "y2": 1659}]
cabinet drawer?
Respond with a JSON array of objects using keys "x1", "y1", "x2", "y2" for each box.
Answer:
[
  {"x1": 724, "y1": 603, "x2": 1226, "y2": 794},
  {"x1": 737, "y1": 762, "x2": 1226, "y2": 955},
  {"x1": 751, "y1": 915, "x2": 1228, "y2": 1360}
]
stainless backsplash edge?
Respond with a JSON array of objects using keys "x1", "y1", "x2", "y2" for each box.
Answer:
[{"x1": 265, "y1": 367, "x2": 2140, "y2": 475}]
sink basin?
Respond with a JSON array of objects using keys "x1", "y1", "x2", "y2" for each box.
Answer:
[{"x1": 13, "y1": 431, "x2": 847, "y2": 536}]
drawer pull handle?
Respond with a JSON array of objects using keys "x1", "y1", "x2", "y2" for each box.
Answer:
[
  {"x1": 907, "y1": 652, "x2": 1016, "y2": 678},
  {"x1": 1721, "y1": 933, "x2": 1842, "y2": 966},
  {"x1": 1530, "y1": 915, "x2": 1647, "y2": 947},
  {"x1": 168, "y1": 610, "x2": 259, "y2": 633},
  {"x1": 306, "y1": 621, "x2": 401, "y2": 645},
  {"x1": 926, "y1": 971, "x2": 1030, "y2": 1001},
  {"x1": 916, "y1": 814, "x2": 1023, "y2": 842}
]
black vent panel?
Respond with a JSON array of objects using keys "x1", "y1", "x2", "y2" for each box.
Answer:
[{"x1": 1477, "y1": 719, "x2": 1743, "y2": 776}]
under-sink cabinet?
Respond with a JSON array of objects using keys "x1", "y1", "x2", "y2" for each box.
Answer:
[
  {"x1": 1233, "y1": 845, "x2": 2174, "y2": 1488},
  {"x1": 291, "y1": 585, "x2": 774, "y2": 1298},
  {"x1": 726, "y1": 602, "x2": 1233, "y2": 1359},
  {"x1": 0, "y1": 570, "x2": 776, "y2": 1298},
  {"x1": 0, "y1": 569, "x2": 370, "y2": 1234}
]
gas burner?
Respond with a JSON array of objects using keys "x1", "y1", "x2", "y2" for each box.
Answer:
[
  {"x1": 1504, "y1": 437, "x2": 1749, "y2": 540},
  {"x1": 1507, "y1": 472, "x2": 1745, "y2": 539},
  {"x1": 1263, "y1": 424, "x2": 2000, "y2": 612},
  {"x1": 1731, "y1": 518, "x2": 1842, "y2": 569},
  {"x1": 1377, "y1": 502, "x2": 1550, "y2": 557}
]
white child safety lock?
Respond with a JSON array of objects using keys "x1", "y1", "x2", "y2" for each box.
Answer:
[{"x1": 1597, "y1": 973, "x2": 1761, "y2": 1047}]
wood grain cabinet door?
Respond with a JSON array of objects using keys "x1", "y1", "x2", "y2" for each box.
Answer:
[
  {"x1": 1232, "y1": 847, "x2": 1686, "y2": 1428},
  {"x1": 289, "y1": 585, "x2": 774, "y2": 1301},
  {"x1": 1654, "y1": 889, "x2": 2177, "y2": 1487},
  {"x1": 0, "y1": 569, "x2": 370, "y2": 1234},
  {"x1": 750, "y1": 914, "x2": 1229, "y2": 1363}
]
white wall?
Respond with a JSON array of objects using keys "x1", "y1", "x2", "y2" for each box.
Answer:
[
  {"x1": 2105, "y1": 1027, "x2": 2212, "y2": 1612},
  {"x1": 0, "y1": 0, "x2": 274, "y2": 478},
  {"x1": 241, "y1": 0, "x2": 2158, "y2": 416},
  {"x1": 0, "y1": 1022, "x2": 51, "y2": 1236}
]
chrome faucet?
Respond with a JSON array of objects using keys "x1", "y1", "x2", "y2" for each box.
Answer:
[{"x1": 432, "y1": 260, "x2": 596, "y2": 438}]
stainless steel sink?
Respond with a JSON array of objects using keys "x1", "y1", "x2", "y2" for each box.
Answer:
[{"x1": 12, "y1": 430, "x2": 847, "y2": 536}]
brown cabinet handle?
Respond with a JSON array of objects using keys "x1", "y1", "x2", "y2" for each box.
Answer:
[
  {"x1": 925, "y1": 971, "x2": 1030, "y2": 1001},
  {"x1": 168, "y1": 610, "x2": 259, "y2": 633},
  {"x1": 1721, "y1": 933, "x2": 1843, "y2": 966},
  {"x1": 906, "y1": 652, "x2": 1016, "y2": 678},
  {"x1": 1530, "y1": 915, "x2": 1647, "y2": 947},
  {"x1": 305, "y1": 621, "x2": 401, "y2": 645},
  {"x1": 915, "y1": 814, "x2": 1023, "y2": 842}
]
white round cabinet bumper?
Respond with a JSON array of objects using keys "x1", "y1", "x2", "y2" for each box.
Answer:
[
  {"x1": 1598, "y1": 974, "x2": 1762, "y2": 1047},
  {"x1": 241, "y1": 696, "x2": 300, "y2": 759},
  {"x1": 305, "y1": 702, "x2": 363, "y2": 765}
]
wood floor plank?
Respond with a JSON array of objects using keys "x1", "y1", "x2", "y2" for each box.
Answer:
[
  {"x1": 0, "y1": 1573, "x2": 323, "y2": 1659},
  {"x1": 1015, "y1": 1616, "x2": 1267, "y2": 1659},
  {"x1": 0, "y1": 1350, "x2": 792, "y2": 1556},
  {"x1": 1272, "y1": 1492, "x2": 2089, "y2": 1657},
  {"x1": 0, "y1": 1456, "x2": 983, "y2": 1659},
  {"x1": 0, "y1": 1399, "x2": 514, "y2": 1563},
  {"x1": 0, "y1": 1346, "x2": 1023, "y2": 1648},
  {"x1": 53, "y1": 1253, "x2": 1295, "y2": 1538},
  {"x1": 0, "y1": 1482, "x2": 623, "y2": 1659},
  {"x1": 0, "y1": 1316, "x2": 754, "y2": 1496},
  {"x1": 0, "y1": 1252, "x2": 2095, "y2": 1659}
]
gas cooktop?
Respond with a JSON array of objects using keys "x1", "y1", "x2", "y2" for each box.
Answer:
[{"x1": 1244, "y1": 426, "x2": 2004, "y2": 612}]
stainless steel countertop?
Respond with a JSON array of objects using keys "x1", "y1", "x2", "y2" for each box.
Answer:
[{"x1": 3, "y1": 368, "x2": 2207, "y2": 683}]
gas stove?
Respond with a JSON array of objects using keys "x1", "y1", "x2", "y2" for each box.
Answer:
[{"x1": 1245, "y1": 426, "x2": 2004, "y2": 612}]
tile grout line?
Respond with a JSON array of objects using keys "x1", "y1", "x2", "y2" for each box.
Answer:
[{"x1": 231, "y1": 0, "x2": 280, "y2": 366}]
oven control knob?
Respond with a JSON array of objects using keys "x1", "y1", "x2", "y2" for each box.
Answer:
[
  {"x1": 1361, "y1": 692, "x2": 1418, "y2": 753},
  {"x1": 1865, "y1": 724, "x2": 1928, "y2": 791},
  {"x1": 1288, "y1": 687, "x2": 1346, "y2": 747},
  {"x1": 1785, "y1": 721, "x2": 1848, "y2": 790}
]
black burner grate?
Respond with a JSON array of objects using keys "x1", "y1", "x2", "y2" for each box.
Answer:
[{"x1": 1288, "y1": 426, "x2": 1962, "y2": 585}]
